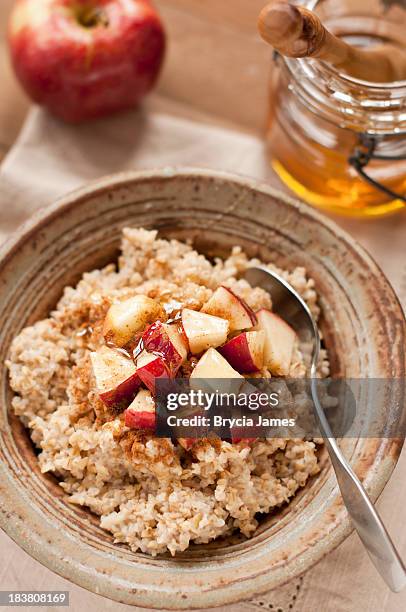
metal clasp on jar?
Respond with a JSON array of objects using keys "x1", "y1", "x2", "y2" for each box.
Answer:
[{"x1": 349, "y1": 134, "x2": 406, "y2": 203}]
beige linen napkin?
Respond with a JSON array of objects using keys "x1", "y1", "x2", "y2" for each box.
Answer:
[{"x1": 0, "y1": 105, "x2": 405, "y2": 612}]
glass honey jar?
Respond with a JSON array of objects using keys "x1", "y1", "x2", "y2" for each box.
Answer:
[{"x1": 267, "y1": 0, "x2": 406, "y2": 217}]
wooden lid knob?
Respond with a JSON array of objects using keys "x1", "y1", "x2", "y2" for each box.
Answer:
[{"x1": 258, "y1": 1, "x2": 406, "y2": 83}]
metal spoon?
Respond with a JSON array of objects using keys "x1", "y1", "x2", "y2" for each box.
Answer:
[{"x1": 243, "y1": 265, "x2": 406, "y2": 592}]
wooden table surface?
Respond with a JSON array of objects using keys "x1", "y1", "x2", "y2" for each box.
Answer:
[{"x1": 0, "y1": 1, "x2": 30, "y2": 162}]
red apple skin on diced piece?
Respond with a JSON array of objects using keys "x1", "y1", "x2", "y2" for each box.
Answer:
[
  {"x1": 136, "y1": 350, "x2": 171, "y2": 395},
  {"x1": 177, "y1": 438, "x2": 195, "y2": 451},
  {"x1": 230, "y1": 433, "x2": 258, "y2": 446},
  {"x1": 90, "y1": 346, "x2": 140, "y2": 411},
  {"x1": 103, "y1": 295, "x2": 165, "y2": 347},
  {"x1": 219, "y1": 331, "x2": 265, "y2": 373},
  {"x1": 255, "y1": 309, "x2": 297, "y2": 376},
  {"x1": 124, "y1": 389, "x2": 156, "y2": 431},
  {"x1": 201, "y1": 286, "x2": 257, "y2": 331},
  {"x1": 125, "y1": 410, "x2": 155, "y2": 430},
  {"x1": 143, "y1": 321, "x2": 188, "y2": 375},
  {"x1": 182, "y1": 308, "x2": 229, "y2": 355}
]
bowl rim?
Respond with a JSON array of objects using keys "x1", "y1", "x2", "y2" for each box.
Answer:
[
  {"x1": 0, "y1": 167, "x2": 404, "y2": 609},
  {"x1": 1, "y1": 166, "x2": 404, "y2": 297},
  {"x1": 1, "y1": 165, "x2": 403, "y2": 281}
]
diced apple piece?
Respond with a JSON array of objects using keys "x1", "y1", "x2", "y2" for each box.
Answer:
[
  {"x1": 177, "y1": 438, "x2": 195, "y2": 451},
  {"x1": 255, "y1": 309, "x2": 296, "y2": 376},
  {"x1": 136, "y1": 350, "x2": 171, "y2": 394},
  {"x1": 201, "y1": 286, "x2": 257, "y2": 331},
  {"x1": 190, "y1": 347, "x2": 244, "y2": 395},
  {"x1": 103, "y1": 295, "x2": 165, "y2": 347},
  {"x1": 164, "y1": 324, "x2": 188, "y2": 360},
  {"x1": 142, "y1": 321, "x2": 188, "y2": 375},
  {"x1": 90, "y1": 346, "x2": 140, "y2": 410},
  {"x1": 219, "y1": 331, "x2": 265, "y2": 373},
  {"x1": 182, "y1": 309, "x2": 229, "y2": 354},
  {"x1": 229, "y1": 380, "x2": 259, "y2": 445},
  {"x1": 230, "y1": 432, "x2": 258, "y2": 445},
  {"x1": 124, "y1": 389, "x2": 156, "y2": 430}
]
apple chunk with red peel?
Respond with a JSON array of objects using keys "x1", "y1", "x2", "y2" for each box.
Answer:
[
  {"x1": 255, "y1": 309, "x2": 296, "y2": 376},
  {"x1": 201, "y1": 286, "x2": 257, "y2": 331},
  {"x1": 177, "y1": 438, "x2": 195, "y2": 451},
  {"x1": 90, "y1": 346, "x2": 140, "y2": 410},
  {"x1": 190, "y1": 348, "x2": 244, "y2": 395},
  {"x1": 219, "y1": 331, "x2": 265, "y2": 373},
  {"x1": 182, "y1": 309, "x2": 229, "y2": 355},
  {"x1": 142, "y1": 321, "x2": 188, "y2": 375},
  {"x1": 230, "y1": 380, "x2": 260, "y2": 444},
  {"x1": 136, "y1": 350, "x2": 171, "y2": 395},
  {"x1": 103, "y1": 295, "x2": 165, "y2": 347},
  {"x1": 230, "y1": 433, "x2": 258, "y2": 446},
  {"x1": 124, "y1": 389, "x2": 156, "y2": 431}
]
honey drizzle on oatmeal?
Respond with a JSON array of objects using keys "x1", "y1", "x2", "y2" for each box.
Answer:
[
  {"x1": 109, "y1": 305, "x2": 186, "y2": 364},
  {"x1": 132, "y1": 337, "x2": 144, "y2": 360},
  {"x1": 104, "y1": 343, "x2": 134, "y2": 361},
  {"x1": 91, "y1": 297, "x2": 202, "y2": 430},
  {"x1": 104, "y1": 300, "x2": 182, "y2": 363},
  {"x1": 76, "y1": 325, "x2": 93, "y2": 338},
  {"x1": 165, "y1": 309, "x2": 182, "y2": 325}
]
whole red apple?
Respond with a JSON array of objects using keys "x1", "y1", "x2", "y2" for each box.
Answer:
[{"x1": 8, "y1": 0, "x2": 166, "y2": 123}]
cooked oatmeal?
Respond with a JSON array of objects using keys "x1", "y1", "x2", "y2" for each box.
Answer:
[{"x1": 7, "y1": 228, "x2": 329, "y2": 556}]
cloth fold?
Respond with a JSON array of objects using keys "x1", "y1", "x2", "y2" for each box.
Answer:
[{"x1": 0, "y1": 105, "x2": 405, "y2": 612}]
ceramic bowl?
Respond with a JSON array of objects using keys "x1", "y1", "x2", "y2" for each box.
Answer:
[{"x1": 0, "y1": 169, "x2": 404, "y2": 609}]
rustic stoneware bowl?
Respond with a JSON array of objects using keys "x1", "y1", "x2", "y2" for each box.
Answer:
[{"x1": 0, "y1": 169, "x2": 405, "y2": 609}]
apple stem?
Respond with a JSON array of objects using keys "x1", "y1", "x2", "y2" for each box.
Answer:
[{"x1": 78, "y1": 7, "x2": 109, "y2": 28}]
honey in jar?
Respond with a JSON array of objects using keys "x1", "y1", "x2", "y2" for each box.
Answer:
[{"x1": 267, "y1": 0, "x2": 406, "y2": 217}]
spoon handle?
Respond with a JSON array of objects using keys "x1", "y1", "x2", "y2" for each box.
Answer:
[
  {"x1": 242, "y1": 265, "x2": 406, "y2": 591},
  {"x1": 311, "y1": 381, "x2": 406, "y2": 592}
]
